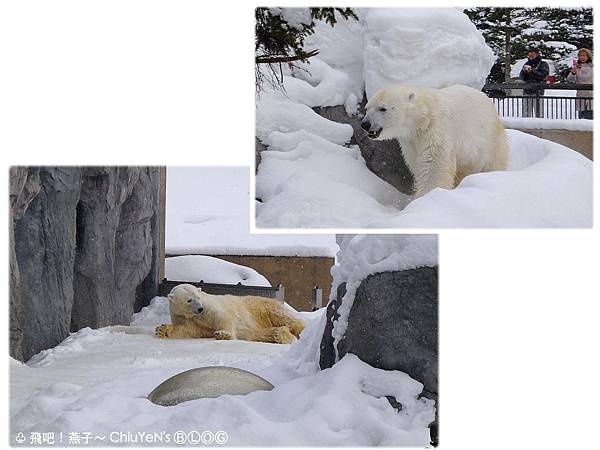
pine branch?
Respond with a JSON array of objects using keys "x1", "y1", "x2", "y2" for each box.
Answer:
[{"x1": 255, "y1": 49, "x2": 319, "y2": 64}]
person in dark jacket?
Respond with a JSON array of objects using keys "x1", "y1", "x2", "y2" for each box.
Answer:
[{"x1": 519, "y1": 47, "x2": 550, "y2": 118}]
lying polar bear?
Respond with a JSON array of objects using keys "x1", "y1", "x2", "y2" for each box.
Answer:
[
  {"x1": 155, "y1": 284, "x2": 304, "y2": 344},
  {"x1": 361, "y1": 84, "x2": 509, "y2": 198}
]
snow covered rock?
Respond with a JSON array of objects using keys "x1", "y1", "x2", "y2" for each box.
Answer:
[
  {"x1": 320, "y1": 269, "x2": 438, "y2": 395},
  {"x1": 360, "y1": 8, "x2": 495, "y2": 97},
  {"x1": 319, "y1": 234, "x2": 439, "y2": 444}
]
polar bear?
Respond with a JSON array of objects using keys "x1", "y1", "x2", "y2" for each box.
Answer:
[
  {"x1": 155, "y1": 284, "x2": 304, "y2": 344},
  {"x1": 361, "y1": 84, "x2": 509, "y2": 198}
]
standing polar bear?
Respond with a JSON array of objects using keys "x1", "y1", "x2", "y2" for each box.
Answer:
[
  {"x1": 361, "y1": 84, "x2": 509, "y2": 198},
  {"x1": 155, "y1": 284, "x2": 304, "y2": 344}
]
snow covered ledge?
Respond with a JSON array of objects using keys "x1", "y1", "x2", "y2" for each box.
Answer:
[{"x1": 502, "y1": 118, "x2": 593, "y2": 161}]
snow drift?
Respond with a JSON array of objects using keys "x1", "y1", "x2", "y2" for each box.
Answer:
[{"x1": 165, "y1": 255, "x2": 271, "y2": 287}]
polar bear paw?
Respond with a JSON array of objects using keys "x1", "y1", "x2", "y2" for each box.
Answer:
[
  {"x1": 272, "y1": 326, "x2": 295, "y2": 344},
  {"x1": 214, "y1": 330, "x2": 232, "y2": 340},
  {"x1": 155, "y1": 324, "x2": 173, "y2": 339}
]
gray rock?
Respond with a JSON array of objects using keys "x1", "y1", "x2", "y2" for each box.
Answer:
[
  {"x1": 9, "y1": 167, "x2": 42, "y2": 361},
  {"x1": 9, "y1": 167, "x2": 161, "y2": 361},
  {"x1": 71, "y1": 167, "x2": 160, "y2": 330},
  {"x1": 319, "y1": 267, "x2": 438, "y2": 445},
  {"x1": 148, "y1": 366, "x2": 274, "y2": 406},
  {"x1": 313, "y1": 97, "x2": 414, "y2": 195},
  {"x1": 13, "y1": 167, "x2": 83, "y2": 361}
]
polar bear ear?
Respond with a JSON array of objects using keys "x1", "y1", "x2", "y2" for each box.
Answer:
[
  {"x1": 408, "y1": 92, "x2": 415, "y2": 101},
  {"x1": 196, "y1": 286, "x2": 203, "y2": 294}
]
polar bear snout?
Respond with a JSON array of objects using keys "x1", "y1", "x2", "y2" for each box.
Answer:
[
  {"x1": 360, "y1": 117, "x2": 382, "y2": 139},
  {"x1": 190, "y1": 299, "x2": 204, "y2": 315},
  {"x1": 361, "y1": 118, "x2": 382, "y2": 139},
  {"x1": 360, "y1": 118, "x2": 371, "y2": 131}
]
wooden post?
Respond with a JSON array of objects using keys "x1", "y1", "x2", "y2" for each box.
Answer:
[{"x1": 159, "y1": 167, "x2": 166, "y2": 281}]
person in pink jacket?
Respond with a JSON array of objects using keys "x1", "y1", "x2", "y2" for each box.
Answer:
[{"x1": 567, "y1": 48, "x2": 593, "y2": 119}]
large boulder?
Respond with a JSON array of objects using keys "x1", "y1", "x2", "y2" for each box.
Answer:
[
  {"x1": 320, "y1": 266, "x2": 438, "y2": 445},
  {"x1": 9, "y1": 167, "x2": 161, "y2": 361}
]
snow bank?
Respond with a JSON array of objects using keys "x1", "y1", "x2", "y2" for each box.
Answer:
[
  {"x1": 165, "y1": 255, "x2": 270, "y2": 287},
  {"x1": 257, "y1": 130, "x2": 592, "y2": 228},
  {"x1": 255, "y1": 131, "x2": 409, "y2": 227},
  {"x1": 11, "y1": 299, "x2": 434, "y2": 446},
  {"x1": 167, "y1": 167, "x2": 338, "y2": 257},
  {"x1": 330, "y1": 235, "x2": 438, "y2": 352}
]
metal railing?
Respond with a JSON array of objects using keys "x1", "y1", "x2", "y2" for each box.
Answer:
[
  {"x1": 483, "y1": 83, "x2": 593, "y2": 120},
  {"x1": 159, "y1": 278, "x2": 284, "y2": 302}
]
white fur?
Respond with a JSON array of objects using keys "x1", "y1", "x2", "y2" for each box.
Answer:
[{"x1": 364, "y1": 84, "x2": 509, "y2": 197}]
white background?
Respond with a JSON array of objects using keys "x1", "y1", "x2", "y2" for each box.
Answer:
[{"x1": 1, "y1": 1, "x2": 599, "y2": 449}]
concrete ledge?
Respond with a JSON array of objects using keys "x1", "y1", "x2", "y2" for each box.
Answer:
[{"x1": 511, "y1": 128, "x2": 593, "y2": 160}]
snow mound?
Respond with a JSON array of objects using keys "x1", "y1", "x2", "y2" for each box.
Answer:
[
  {"x1": 331, "y1": 235, "x2": 438, "y2": 351},
  {"x1": 130, "y1": 296, "x2": 171, "y2": 334},
  {"x1": 360, "y1": 8, "x2": 495, "y2": 97},
  {"x1": 165, "y1": 255, "x2": 271, "y2": 287},
  {"x1": 300, "y1": 8, "x2": 494, "y2": 109},
  {"x1": 257, "y1": 130, "x2": 592, "y2": 228}
]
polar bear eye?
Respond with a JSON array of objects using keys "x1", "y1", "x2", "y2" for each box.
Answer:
[
  {"x1": 187, "y1": 299, "x2": 193, "y2": 303},
  {"x1": 378, "y1": 107, "x2": 387, "y2": 112}
]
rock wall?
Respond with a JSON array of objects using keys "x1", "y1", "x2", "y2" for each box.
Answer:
[
  {"x1": 9, "y1": 167, "x2": 161, "y2": 361},
  {"x1": 319, "y1": 266, "x2": 438, "y2": 445}
]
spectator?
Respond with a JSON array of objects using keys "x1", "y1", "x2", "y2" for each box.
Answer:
[
  {"x1": 567, "y1": 48, "x2": 593, "y2": 119},
  {"x1": 519, "y1": 47, "x2": 550, "y2": 118}
]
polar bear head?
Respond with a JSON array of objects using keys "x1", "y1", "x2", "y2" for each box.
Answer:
[
  {"x1": 168, "y1": 284, "x2": 205, "y2": 319},
  {"x1": 362, "y1": 85, "x2": 431, "y2": 141}
]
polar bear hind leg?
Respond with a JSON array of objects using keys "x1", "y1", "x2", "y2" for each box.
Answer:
[{"x1": 251, "y1": 326, "x2": 295, "y2": 344}]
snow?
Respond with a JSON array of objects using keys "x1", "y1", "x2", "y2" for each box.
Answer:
[
  {"x1": 359, "y1": 8, "x2": 494, "y2": 98},
  {"x1": 10, "y1": 298, "x2": 435, "y2": 446},
  {"x1": 270, "y1": 7, "x2": 312, "y2": 30},
  {"x1": 296, "y1": 8, "x2": 494, "y2": 111},
  {"x1": 502, "y1": 117, "x2": 593, "y2": 131},
  {"x1": 257, "y1": 130, "x2": 592, "y2": 228},
  {"x1": 166, "y1": 167, "x2": 337, "y2": 257},
  {"x1": 164, "y1": 255, "x2": 271, "y2": 287},
  {"x1": 330, "y1": 235, "x2": 438, "y2": 354}
]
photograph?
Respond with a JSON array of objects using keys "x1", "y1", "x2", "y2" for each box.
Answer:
[
  {"x1": 254, "y1": 7, "x2": 593, "y2": 228},
  {"x1": 3, "y1": 3, "x2": 598, "y2": 450},
  {"x1": 9, "y1": 167, "x2": 438, "y2": 446}
]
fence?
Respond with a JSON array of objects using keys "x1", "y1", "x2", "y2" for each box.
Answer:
[
  {"x1": 483, "y1": 83, "x2": 593, "y2": 120},
  {"x1": 159, "y1": 279, "x2": 284, "y2": 301}
]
